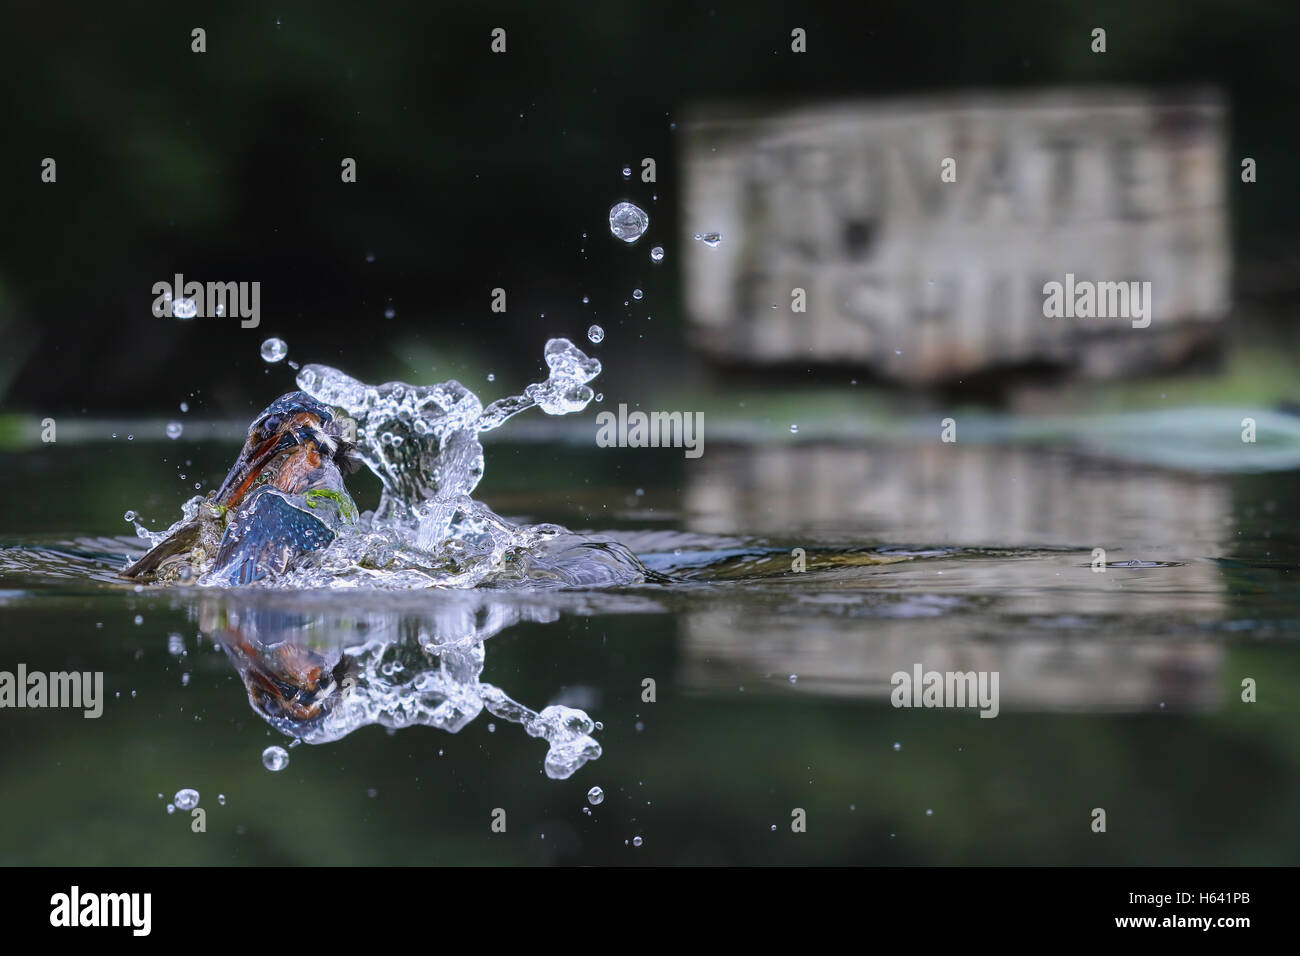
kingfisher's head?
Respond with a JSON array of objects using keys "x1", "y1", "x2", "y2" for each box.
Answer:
[{"x1": 215, "y1": 392, "x2": 360, "y2": 509}]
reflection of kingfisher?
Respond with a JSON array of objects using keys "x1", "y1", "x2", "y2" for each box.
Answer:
[
  {"x1": 123, "y1": 392, "x2": 361, "y2": 584},
  {"x1": 214, "y1": 617, "x2": 354, "y2": 733}
]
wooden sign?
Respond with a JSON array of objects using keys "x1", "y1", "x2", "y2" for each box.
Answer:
[{"x1": 681, "y1": 89, "x2": 1229, "y2": 383}]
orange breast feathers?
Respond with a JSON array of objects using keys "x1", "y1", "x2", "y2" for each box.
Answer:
[{"x1": 273, "y1": 445, "x2": 325, "y2": 495}]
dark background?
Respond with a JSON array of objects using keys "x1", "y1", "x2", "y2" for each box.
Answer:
[{"x1": 0, "y1": 0, "x2": 1296, "y2": 417}]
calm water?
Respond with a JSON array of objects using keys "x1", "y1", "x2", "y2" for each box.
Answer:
[{"x1": 1, "y1": 433, "x2": 1298, "y2": 865}]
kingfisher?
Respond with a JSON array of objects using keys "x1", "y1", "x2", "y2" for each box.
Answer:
[{"x1": 123, "y1": 392, "x2": 362, "y2": 585}]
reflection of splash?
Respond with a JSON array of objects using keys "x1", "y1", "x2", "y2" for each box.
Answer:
[{"x1": 197, "y1": 592, "x2": 617, "y2": 778}]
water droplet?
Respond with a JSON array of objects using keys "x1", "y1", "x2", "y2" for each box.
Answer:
[
  {"x1": 893, "y1": 741, "x2": 901, "y2": 751},
  {"x1": 594, "y1": 392, "x2": 603, "y2": 402},
  {"x1": 166, "y1": 804, "x2": 175, "y2": 814},
  {"x1": 609, "y1": 201, "x2": 650, "y2": 243},
  {"x1": 260, "y1": 338, "x2": 288, "y2": 363},
  {"x1": 790, "y1": 424, "x2": 799, "y2": 434},
  {"x1": 262, "y1": 745, "x2": 290, "y2": 771},
  {"x1": 133, "y1": 615, "x2": 143, "y2": 626},
  {"x1": 789, "y1": 673, "x2": 798, "y2": 684},
  {"x1": 487, "y1": 723, "x2": 496, "y2": 733},
  {"x1": 218, "y1": 794, "x2": 226, "y2": 806},
  {"x1": 693, "y1": 232, "x2": 722, "y2": 247},
  {"x1": 180, "y1": 673, "x2": 191, "y2": 686},
  {"x1": 179, "y1": 401, "x2": 189, "y2": 413},
  {"x1": 165, "y1": 421, "x2": 183, "y2": 440},
  {"x1": 632, "y1": 289, "x2": 643, "y2": 300},
  {"x1": 621, "y1": 166, "x2": 631, "y2": 178},
  {"x1": 486, "y1": 373, "x2": 495, "y2": 382},
  {"x1": 174, "y1": 788, "x2": 199, "y2": 810},
  {"x1": 587, "y1": 324, "x2": 605, "y2": 344},
  {"x1": 172, "y1": 298, "x2": 198, "y2": 320},
  {"x1": 925, "y1": 808, "x2": 934, "y2": 816},
  {"x1": 123, "y1": 510, "x2": 137, "y2": 522},
  {"x1": 384, "y1": 307, "x2": 396, "y2": 319},
  {"x1": 632, "y1": 836, "x2": 643, "y2": 847},
  {"x1": 587, "y1": 786, "x2": 605, "y2": 806},
  {"x1": 650, "y1": 246, "x2": 664, "y2": 262},
  {"x1": 582, "y1": 296, "x2": 590, "y2": 304},
  {"x1": 771, "y1": 824, "x2": 777, "y2": 831}
]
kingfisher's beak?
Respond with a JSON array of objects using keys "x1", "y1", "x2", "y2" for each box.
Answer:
[{"x1": 215, "y1": 412, "x2": 324, "y2": 508}]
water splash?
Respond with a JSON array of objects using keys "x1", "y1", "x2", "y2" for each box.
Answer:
[{"x1": 123, "y1": 338, "x2": 644, "y2": 590}]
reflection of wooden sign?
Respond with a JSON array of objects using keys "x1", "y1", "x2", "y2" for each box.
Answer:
[{"x1": 681, "y1": 89, "x2": 1228, "y2": 383}]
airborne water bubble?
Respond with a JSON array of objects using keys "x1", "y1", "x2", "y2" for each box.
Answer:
[
  {"x1": 172, "y1": 298, "x2": 198, "y2": 320},
  {"x1": 173, "y1": 788, "x2": 199, "y2": 810},
  {"x1": 632, "y1": 289, "x2": 643, "y2": 300},
  {"x1": 260, "y1": 338, "x2": 288, "y2": 363},
  {"x1": 609, "y1": 201, "x2": 649, "y2": 243},
  {"x1": 587, "y1": 324, "x2": 605, "y2": 344},
  {"x1": 587, "y1": 786, "x2": 605, "y2": 805},
  {"x1": 262, "y1": 745, "x2": 290, "y2": 771},
  {"x1": 650, "y1": 246, "x2": 664, "y2": 262},
  {"x1": 165, "y1": 421, "x2": 183, "y2": 440}
]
